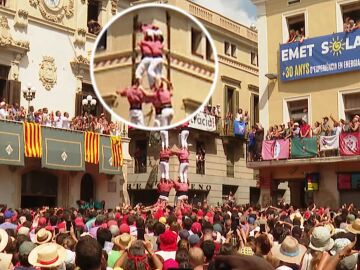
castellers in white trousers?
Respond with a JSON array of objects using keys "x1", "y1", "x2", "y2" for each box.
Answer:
[
  {"x1": 159, "y1": 161, "x2": 170, "y2": 180},
  {"x1": 178, "y1": 129, "x2": 189, "y2": 149},
  {"x1": 179, "y1": 162, "x2": 189, "y2": 183}
]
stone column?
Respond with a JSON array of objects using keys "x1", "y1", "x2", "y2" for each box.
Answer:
[{"x1": 259, "y1": 170, "x2": 272, "y2": 207}]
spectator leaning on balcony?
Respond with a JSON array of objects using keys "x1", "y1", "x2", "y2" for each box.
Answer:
[
  {"x1": 321, "y1": 116, "x2": 331, "y2": 136},
  {"x1": 292, "y1": 122, "x2": 300, "y2": 138},
  {"x1": 236, "y1": 108, "x2": 243, "y2": 122},
  {"x1": 300, "y1": 119, "x2": 311, "y2": 138},
  {"x1": 312, "y1": 121, "x2": 321, "y2": 137}
]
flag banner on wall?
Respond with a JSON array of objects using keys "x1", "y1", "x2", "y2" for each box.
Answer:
[
  {"x1": 111, "y1": 136, "x2": 123, "y2": 167},
  {"x1": 338, "y1": 174, "x2": 351, "y2": 190},
  {"x1": 339, "y1": 133, "x2": 360, "y2": 156},
  {"x1": 234, "y1": 121, "x2": 246, "y2": 137},
  {"x1": 0, "y1": 121, "x2": 24, "y2": 166},
  {"x1": 41, "y1": 127, "x2": 85, "y2": 171},
  {"x1": 84, "y1": 132, "x2": 99, "y2": 164},
  {"x1": 261, "y1": 139, "x2": 290, "y2": 160},
  {"x1": 291, "y1": 137, "x2": 318, "y2": 158},
  {"x1": 99, "y1": 135, "x2": 122, "y2": 174},
  {"x1": 24, "y1": 122, "x2": 42, "y2": 158},
  {"x1": 319, "y1": 135, "x2": 339, "y2": 151}
]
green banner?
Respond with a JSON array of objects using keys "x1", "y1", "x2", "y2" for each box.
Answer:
[
  {"x1": 41, "y1": 127, "x2": 85, "y2": 171},
  {"x1": 0, "y1": 121, "x2": 24, "y2": 166},
  {"x1": 291, "y1": 137, "x2": 318, "y2": 158},
  {"x1": 99, "y1": 135, "x2": 122, "y2": 175}
]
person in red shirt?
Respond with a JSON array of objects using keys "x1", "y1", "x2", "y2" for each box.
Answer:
[
  {"x1": 300, "y1": 119, "x2": 311, "y2": 138},
  {"x1": 157, "y1": 178, "x2": 174, "y2": 202},
  {"x1": 135, "y1": 24, "x2": 157, "y2": 87},
  {"x1": 159, "y1": 148, "x2": 172, "y2": 180},
  {"x1": 178, "y1": 122, "x2": 190, "y2": 149},
  {"x1": 172, "y1": 147, "x2": 190, "y2": 183},
  {"x1": 173, "y1": 179, "x2": 189, "y2": 203},
  {"x1": 148, "y1": 29, "x2": 165, "y2": 88},
  {"x1": 155, "y1": 77, "x2": 174, "y2": 127}
]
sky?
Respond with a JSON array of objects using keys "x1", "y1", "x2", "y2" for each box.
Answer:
[{"x1": 191, "y1": 0, "x2": 257, "y2": 27}]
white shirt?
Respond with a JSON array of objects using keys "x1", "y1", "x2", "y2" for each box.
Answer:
[
  {"x1": 62, "y1": 116, "x2": 71, "y2": 129},
  {"x1": 277, "y1": 266, "x2": 293, "y2": 270},
  {"x1": 0, "y1": 108, "x2": 7, "y2": 119},
  {"x1": 155, "y1": 250, "x2": 176, "y2": 261},
  {"x1": 54, "y1": 116, "x2": 63, "y2": 128}
]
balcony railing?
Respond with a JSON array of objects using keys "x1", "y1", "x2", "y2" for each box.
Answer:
[{"x1": 247, "y1": 133, "x2": 360, "y2": 166}]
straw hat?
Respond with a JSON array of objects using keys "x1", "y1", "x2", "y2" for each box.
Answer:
[
  {"x1": 35, "y1": 228, "x2": 52, "y2": 244},
  {"x1": 346, "y1": 218, "x2": 360, "y2": 234},
  {"x1": 271, "y1": 236, "x2": 306, "y2": 265},
  {"x1": 0, "y1": 228, "x2": 8, "y2": 252},
  {"x1": 113, "y1": 233, "x2": 134, "y2": 249},
  {"x1": 0, "y1": 253, "x2": 12, "y2": 269},
  {"x1": 330, "y1": 238, "x2": 351, "y2": 256},
  {"x1": 290, "y1": 211, "x2": 304, "y2": 226},
  {"x1": 309, "y1": 226, "x2": 334, "y2": 252},
  {"x1": 28, "y1": 243, "x2": 66, "y2": 268}
]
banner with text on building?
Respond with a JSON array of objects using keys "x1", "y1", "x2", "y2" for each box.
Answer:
[
  {"x1": 189, "y1": 112, "x2": 216, "y2": 132},
  {"x1": 280, "y1": 29, "x2": 360, "y2": 81}
]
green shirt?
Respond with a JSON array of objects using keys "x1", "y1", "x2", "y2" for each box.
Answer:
[{"x1": 107, "y1": 250, "x2": 123, "y2": 268}]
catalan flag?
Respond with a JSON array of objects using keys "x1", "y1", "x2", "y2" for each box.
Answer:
[
  {"x1": 111, "y1": 136, "x2": 123, "y2": 167},
  {"x1": 84, "y1": 132, "x2": 99, "y2": 164},
  {"x1": 24, "y1": 122, "x2": 42, "y2": 158}
]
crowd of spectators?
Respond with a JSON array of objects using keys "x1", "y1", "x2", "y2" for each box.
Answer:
[
  {"x1": 247, "y1": 113, "x2": 360, "y2": 161},
  {"x1": 202, "y1": 104, "x2": 221, "y2": 118},
  {"x1": 287, "y1": 28, "x2": 305, "y2": 43},
  {"x1": 264, "y1": 114, "x2": 359, "y2": 141},
  {"x1": 1, "y1": 200, "x2": 360, "y2": 270},
  {"x1": 0, "y1": 101, "x2": 123, "y2": 136},
  {"x1": 344, "y1": 17, "x2": 360, "y2": 32}
]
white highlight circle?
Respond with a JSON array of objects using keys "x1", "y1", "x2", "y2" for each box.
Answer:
[{"x1": 90, "y1": 3, "x2": 219, "y2": 132}]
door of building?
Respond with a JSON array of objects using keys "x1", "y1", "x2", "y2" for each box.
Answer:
[
  {"x1": 21, "y1": 171, "x2": 58, "y2": 208},
  {"x1": 80, "y1": 173, "x2": 94, "y2": 202}
]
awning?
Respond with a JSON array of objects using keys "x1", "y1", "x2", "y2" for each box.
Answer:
[
  {"x1": 41, "y1": 127, "x2": 85, "y2": 171},
  {"x1": 0, "y1": 121, "x2": 24, "y2": 166}
]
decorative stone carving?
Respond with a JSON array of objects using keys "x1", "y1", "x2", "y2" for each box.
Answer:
[
  {"x1": 39, "y1": 56, "x2": 57, "y2": 90},
  {"x1": 111, "y1": 0, "x2": 119, "y2": 15},
  {"x1": 28, "y1": 0, "x2": 75, "y2": 23},
  {"x1": 10, "y1": 54, "x2": 22, "y2": 81},
  {"x1": 70, "y1": 55, "x2": 90, "y2": 85},
  {"x1": 14, "y1": 9, "x2": 29, "y2": 29},
  {"x1": 73, "y1": 28, "x2": 87, "y2": 47},
  {"x1": 0, "y1": 16, "x2": 30, "y2": 51}
]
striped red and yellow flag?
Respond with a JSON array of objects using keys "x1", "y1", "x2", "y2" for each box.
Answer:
[
  {"x1": 24, "y1": 122, "x2": 42, "y2": 158},
  {"x1": 111, "y1": 136, "x2": 123, "y2": 167},
  {"x1": 84, "y1": 132, "x2": 100, "y2": 164}
]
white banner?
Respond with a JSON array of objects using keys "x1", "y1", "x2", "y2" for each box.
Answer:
[
  {"x1": 189, "y1": 112, "x2": 216, "y2": 132},
  {"x1": 320, "y1": 135, "x2": 339, "y2": 151}
]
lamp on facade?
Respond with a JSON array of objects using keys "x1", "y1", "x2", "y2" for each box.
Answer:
[
  {"x1": 82, "y1": 95, "x2": 97, "y2": 115},
  {"x1": 265, "y1": 73, "x2": 278, "y2": 80},
  {"x1": 22, "y1": 83, "x2": 36, "y2": 110}
]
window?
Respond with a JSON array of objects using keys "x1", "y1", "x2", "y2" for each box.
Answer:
[
  {"x1": 288, "y1": 0, "x2": 300, "y2": 5},
  {"x1": 134, "y1": 140, "x2": 147, "y2": 173},
  {"x1": 285, "y1": 13, "x2": 305, "y2": 43},
  {"x1": 251, "y1": 52, "x2": 258, "y2": 66},
  {"x1": 224, "y1": 86, "x2": 239, "y2": 116},
  {"x1": 205, "y1": 38, "x2": 213, "y2": 61},
  {"x1": 287, "y1": 99, "x2": 308, "y2": 123},
  {"x1": 0, "y1": 65, "x2": 9, "y2": 99},
  {"x1": 222, "y1": 184, "x2": 238, "y2": 201},
  {"x1": 0, "y1": 0, "x2": 6, "y2": 7},
  {"x1": 341, "y1": 2, "x2": 360, "y2": 32},
  {"x1": 87, "y1": 0, "x2": 101, "y2": 35},
  {"x1": 97, "y1": 31, "x2": 107, "y2": 51},
  {"x1": 343, "y1": 92, "x2": 360, "y2": 121},
  {"x1": 224, "y1": 41, "x2": 230, "y2": 56},
  {"x1": 231, "y1": 44, "x2": 237, "y2": 58},
  {"x1": 226, "y1": 144, "x2": 235, "y2": 178},
  {"x1": 251, "y1": 94, "x2": 259, "y2": 126},
  {"x1": 196, "y1": 142, "x2": 205, "y2": 175},
  {"x1": 191, "y1": 28, "x2": 203, "y2": 57}
]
